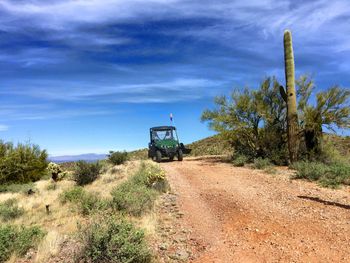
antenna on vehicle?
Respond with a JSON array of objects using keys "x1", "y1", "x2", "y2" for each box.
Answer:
[
  {"x1": 170, "y1": 113, "x2": 173, "y2": 124},
  {"x1": 170, "y1": 113, "x2": 180, "y2": 143}
]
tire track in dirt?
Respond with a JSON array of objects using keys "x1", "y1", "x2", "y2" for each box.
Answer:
[{"x1": 161, "y1": 157, "x2": 350, "y2": 263}]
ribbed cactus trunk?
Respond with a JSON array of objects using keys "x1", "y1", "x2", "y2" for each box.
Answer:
[{"x1": 283, "y1": 30, "x2": 299, "y2": 163}]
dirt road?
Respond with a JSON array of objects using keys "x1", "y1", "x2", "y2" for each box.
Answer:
[{"x1": 160, "y1": 157, "x2": 350, "y2": 263}]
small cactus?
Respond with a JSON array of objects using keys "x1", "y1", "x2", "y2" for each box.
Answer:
[
  {"x1": 280, "y1": 30, "x2": 299, "y2": 163},
  {"x1": 47, "y1": 162, "x2": 65, "y2": 181}
]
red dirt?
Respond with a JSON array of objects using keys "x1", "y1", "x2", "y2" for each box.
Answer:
[{"x1": 160, "y1": 157, "x2": 350, "y2": 263}]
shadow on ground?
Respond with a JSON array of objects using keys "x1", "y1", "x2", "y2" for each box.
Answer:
[{"x1": 298, "y1": 195, "x2": 350, "y2": 210}]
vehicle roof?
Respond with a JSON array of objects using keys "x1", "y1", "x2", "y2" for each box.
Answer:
[{"x1": 150, "y1": 126, "x2": 176, "y2": 131}]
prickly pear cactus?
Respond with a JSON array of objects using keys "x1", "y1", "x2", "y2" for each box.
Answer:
[{"x1": 281, "y1": 30, "x2": 299, "y2": 163}]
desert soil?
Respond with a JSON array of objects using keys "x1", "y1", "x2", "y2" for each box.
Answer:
[{"x1": 156, "y1": 156, "x2": 350, "y2": 263}]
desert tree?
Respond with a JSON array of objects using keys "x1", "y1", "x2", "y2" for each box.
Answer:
[
  {"x1": 296, "y1": 75, "x2": 350, "y2": 157},
  {"x1": 202, "y1": 77, "x2": 288, "y2": 164}
]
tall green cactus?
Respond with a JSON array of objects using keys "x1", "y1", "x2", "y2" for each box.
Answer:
[{"x1": 280, "y1": 30, "x2": 299, "y2": 163}]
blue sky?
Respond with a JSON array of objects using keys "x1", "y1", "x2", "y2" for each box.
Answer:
[{"x1": 0, "y1": 0, "x2": 349, "y2": 155}]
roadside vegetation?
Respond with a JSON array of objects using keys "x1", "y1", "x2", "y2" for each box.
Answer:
[
  {"x1": 202, "y1": 76, "x2": 350, "y2": 187},
  {"x1": 0, "y1": 225, "x2": 45, "y2": 262},
  {"x1": 78, "y1": 216, "x2": 152, "y2": 263},
  {"x1": 0, "y1": 141, "x2": 48, "y2": 184},
  {"x1": 0, "y1": 198, "x2": 25, "y2": 221},
  {"x1": 111, "y1": 163, "x2": 168, "y2": 216},
  {"x1": 291, "y1": 161, "x2": 350, "y2": 188},
  {"x1": 0, "y1": 146, "x2": 168, "y2": 262},
  {"x1": 108, "y1": 150, "x2": 128, "y2": 165},
  {"x1": 73, "y1": 160, "x2": 102, "y2": 186},
  {"x1": 202, "y1": 30, "x2": 350, "y2": 188}
]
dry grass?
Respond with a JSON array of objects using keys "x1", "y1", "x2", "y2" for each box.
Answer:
[
  {"x1": 0, "y1": 160, "x2": 147, "y2": 262},
  {"x1": 34, "y1": 230, "x2": 63, "y2": 262}
]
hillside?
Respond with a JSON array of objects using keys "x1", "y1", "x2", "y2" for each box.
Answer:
[
  {"x1": 186, "y1": 135, "x2": 232, "y2": 156},
  {"x1": 324, "y1": 134, "x2": 350, "y2": 157}
]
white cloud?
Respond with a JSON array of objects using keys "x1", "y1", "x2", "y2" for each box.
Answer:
[
  {"x1": 1, "y1": 78, "x2": 223, "y2": 102},
  {"x1": 1, "y1": 0, "x2": 349, "y2": 43},
  {"x1": 0, "y1": 104, "x2": 115, "y2": 121},
  {"x1": 0, "y1": 125, "x2": 9, "y2": 131}
]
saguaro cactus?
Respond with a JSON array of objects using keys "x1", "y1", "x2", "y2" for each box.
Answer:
[{"x1": 280, "y1": 30, "x2": 299, "y2": 163}]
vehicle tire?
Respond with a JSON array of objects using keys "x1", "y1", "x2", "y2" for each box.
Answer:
[
  {"x1": 177, "y1": 149, "x2": 183, "y2": 161},
  {"x1": 155, "y1": 150, "x2": 162, "y2": 163}
]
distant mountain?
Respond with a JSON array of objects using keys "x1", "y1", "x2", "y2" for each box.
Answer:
[{"x1": 49, "y1": 153, "x2": 107, "y2": 163}]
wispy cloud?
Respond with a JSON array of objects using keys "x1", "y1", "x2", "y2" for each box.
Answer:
[
  {"x1": 0, "y1": 1, "x2": 349, "y2": 113},
  {"x1": 0, "y1": 125, "x2": 9, "y2": 131},
  {"x1": 0, "y1": 103, "x2": 115, "y2": 121},
  {"x1": 1, "y1": 78, "x2": 224, "y2": 103}
]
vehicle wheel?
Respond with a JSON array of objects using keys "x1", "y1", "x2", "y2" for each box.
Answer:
[
  {"x1": 177, "y1": 149, "x2": 183, "y2": 161},
  {"x1": 155, "y1": 150, "x2": 162, "y2": 163},
  {"x1": 169, "y1": 156, "x2": 174, "y2": 161}
]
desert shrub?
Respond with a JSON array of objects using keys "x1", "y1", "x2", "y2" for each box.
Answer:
[
  {"x1": 292, "y1": 161, "x2": 350, "y2": 188},
  {"x1": 111, "y1": 163, "x2": 168, "y2": 216},
  {"x1": 111, "y1": 183, "x2": 157, "y2": 216},
  {"x1": 0, "y1": 199, "x2": 24, "y2": 221},
  {"x1": 73, "y1": 161, "x2": 101, "y2": 186},
  {"x1": 0, "y1": 183, "x2": 35, "y2": 194},
  {"x1": 60, "y1": 187, "x2": 108, "y2": 215},
  {"x1": 60, "y1": 186, "x2": 85, "y2": 203},
  {"x1": 232, "y1": 154, "x2": 248, "y2": 167},
  {"x1": 0, "y1": 141, "x2": 48, "y2": 184},
  {"x1": 292, "y1": 161, "x2": 328, "y2": 181},
  {"x1": 79, "y1": 216, "x2": 152, "y2": 263},
  {"x1": 0, "y1": 225, "x2": 45, "y2": 262},
  {"x1": 108, "y1": 151, "x2": 128, "y2": 165},
  {"x1": 142, "y1": 164, "x2": 168, "y2": 190},
  {"x1": 252, "y1": 158, "x2": 272, "y2": 170}
]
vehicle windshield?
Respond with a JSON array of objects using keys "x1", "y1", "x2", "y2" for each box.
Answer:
[{"x1": 152, "y1": 130, "x2": 174, "y2": 141}]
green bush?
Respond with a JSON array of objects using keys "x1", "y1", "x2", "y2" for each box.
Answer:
[
  {"x1": 0, "y1": 225, "x2": 45, "y2": 262},
  {"x1": 111, "y1": 183, "x2": 157, "y2": 217},
  {"x1": 0, "y1": 199, "x2": 24, "y2": 221},
  {"x1": 232, "y1": 154, "x2": 248, "y2": 167},
  {"x1": 73, "y1": 161, "x2": 101, "y2": 186},
  {"x1": 60, "y1": 186, "x2": 86, "y2": 203},
  {"x1": 79, "y1": 216, "x2": 152, "y2": 263},
  {"x1": 0, "y1": 141, "x2": 48, "y2": 184},
  {"x1": 292, "y1": 161, "x2": 350, "y2": 188},
  {"x1": 134, "y1": 163, "x2": 168, "y2": 189},
  {"x1": 60, "y1": 187, "x2": 108, "y2": 215},
  {"x1": 108, "y1": 151, "x2": 128, "y2": 165},
  {"x1": 111, "y1": 163, "x2": 168, "y2": 216},
  {"x1": 252, "y1": 158, "x2": 271, "y2": 170}
]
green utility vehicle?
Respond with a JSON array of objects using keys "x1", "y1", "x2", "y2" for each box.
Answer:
[{"x1": 148, "y1": 126, "x2": 191, "y2": 162}]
